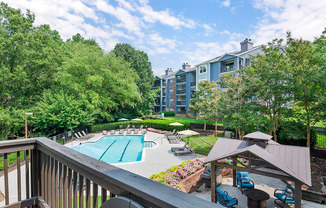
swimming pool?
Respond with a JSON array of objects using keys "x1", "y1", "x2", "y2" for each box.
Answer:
[{"x1": 71, "y1": 135, "x2": 147, "y2": 164}]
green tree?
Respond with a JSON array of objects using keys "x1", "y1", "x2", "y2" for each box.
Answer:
[
  {"x1": 112, "y1": 43, "x2": 155, "y2": 116},
  {"x1": 245, "y1": 39, "x2": 292, "y2": 142},
  {"x1": 55, "y1": 42, "x2": 141, "y2": 123},
  {"x1": 286, "y1": 32, "x2": 325, "y2": 147},
  {"x1": 34, "y1": 91, "x2": 96, "y2": 135},
  {"x1": 219, "y1": 72, "x2": 270, "y2": 139}
]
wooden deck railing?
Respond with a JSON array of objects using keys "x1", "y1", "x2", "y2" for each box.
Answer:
[{"x1": 0, "y1": 138, "x2": 218, "y2": 208}]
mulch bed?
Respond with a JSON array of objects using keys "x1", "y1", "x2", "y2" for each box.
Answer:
[{"x1": 309, "y1": 156, "x2": 326, "y2": 193}]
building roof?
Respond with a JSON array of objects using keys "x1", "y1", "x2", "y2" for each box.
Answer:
[
  {"x1": 244, "y1": 131, "x2": 272, "y2": 140},
  {"x1": 204, "y1": 132, "x2": 311, "y2": 186}
]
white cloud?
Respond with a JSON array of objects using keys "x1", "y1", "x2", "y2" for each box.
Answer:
[
  {"x1": 252, "y1": 0, "x2": 326, "y2": 44},
  {"x1": 181, "y1": 41, "x2": 239, "y2": 64},
  {"x1": 137, "y1": 2, "x2": 196, "y2": 29},
  {"x1": 221, "y1": 0, "x2": 231, "y2": 7}
]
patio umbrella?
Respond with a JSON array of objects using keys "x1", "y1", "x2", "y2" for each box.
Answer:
[
  {"x1": 132, "y1": 118, "x2": 142, "y2": 121},
  {"x1": 118, "y1": 118, "x2": 129, "y2": 121},
  {"x1": 178, "y1": 130, "x2": 199, "y2": 144},
  {"x1": 169, "y1": 122, "x2": 184, "y2": 126}
]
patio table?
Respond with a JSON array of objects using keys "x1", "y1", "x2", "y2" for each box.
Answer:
[{"x1": 244, "y1": 189, "x2": 270, "y2": 208}]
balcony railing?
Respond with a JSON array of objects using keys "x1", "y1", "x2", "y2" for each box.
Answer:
[
  {"x1": 177, "y1": 101, "x2": 186, "y2": 105},
  {"x1": 221, "y1": 65, "x2": 235, "y2": 73},
  {"x1": 162, "y1": 92, "x2": 166, "y2": 97},
  {"x1": 176, "y1": 90, "x2": 186, "y2": 94},
  {"x1": 176, "y1": 78, "x2": 186, "y2": 83},
  {"x1": 191, "y1": 82, "x2": 196, "y2": 87},
  {"x1": 0, "y1": 138, "x2": 217, "y2": 208}
]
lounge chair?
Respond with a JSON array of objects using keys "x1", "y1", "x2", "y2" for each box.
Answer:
[
  {"x1": 78, "y1": 132, "x2": 83, "y2": 137},
  {"x1": 126, "y1": 125, "x2": 130, "y2": 130},
  {"x1": 174, "y1": 146, "x2": 194, "y2": 156},
  {"x1": 168, "y1": 135, "x2": 182, "y2": 144},
  {"x1": 216, "y1": 187, "x2": 238, "y2": 207},
  {"x1": 81, "y1": 131, "x2": 87, "y2": 136},
  {"x1": 274, "y1": 185, "x2": 295, "y2": 207},
  {"x1": 237, "y1": 172, "x2": 254, "y2": 193},
  {"x1": 171, "y1": 143, "x2": 187, "y2": 152},
  {"x1": 74, "y1": 133, "x2": 80, "y2": 139},
  {"x1": 127, "y1": 129, "x2": 131, "y2": 134},
  {"x1": 134, "y1": 129, "x2": 139, "y2": 134},
  {"x1": 132, "y1": 125, "x2": 135, "y2": 130},
  {"x1": 102, "y1": 130, "x2": 107, "y2": 135},
  {"x1": 119, "y1": 129, "x2": 124, "y2": 134},
  {"x1": 165, "y1": 129, "x2": 176, "y2": 136},
  {"x1": 139, "y1": 125, "x2": 143, "y2": 130},
  {"x1": 111, "y1": 130, "x2": 115, "y2": 135},
  {"x1": 141, "y1": 129, "x2": 147, "y2": 135}
]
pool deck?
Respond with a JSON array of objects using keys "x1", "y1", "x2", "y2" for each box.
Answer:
[{"x1": 65, "y1": 131, "x2": 203, "y2": 178}]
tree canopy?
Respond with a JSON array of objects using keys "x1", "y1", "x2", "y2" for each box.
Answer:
[{"x1": 0, "y1": 3, "x2": 155, "y2": 139}]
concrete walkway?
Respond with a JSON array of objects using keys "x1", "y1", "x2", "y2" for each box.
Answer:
[{"x1": 191, "y1": 174, "x2": 325, "y2": 208}]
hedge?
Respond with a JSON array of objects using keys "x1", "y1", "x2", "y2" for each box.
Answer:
[
  {"x1": 90, "y1": 119, "x2": 189, "y2": 132},
  {"x1": 159, "y1": 111, "x2": 175, "y2": 116}
]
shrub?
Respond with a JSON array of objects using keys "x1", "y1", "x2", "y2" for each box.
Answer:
[
  {"x1": 159, "y1": 111, "x2": 175, "y2": 117},
  {"x1": 90, "y1": 119, "x2": 189, "y2": 132},
  {"x1": 149, "y1": 158, "x2": 206, "y2": 190},
  {"x1": 277, "y1": 120, "x2": 317, "y2": 147}
]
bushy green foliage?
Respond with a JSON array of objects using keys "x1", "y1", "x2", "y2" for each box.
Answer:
[
  {"x1": 0, "y1": 3, "x2": 155, "y2": 139},
  {"x1": 33, "y1": 91, "x2": 96, "y2": 136},
  {"x1": 90, "y1": 119, "x2": 189, "y2": 132},
  {"x1": 277, "y1": 120, "x2": 317, "y2": 147},
  {"x1": 159, "y1": 111, "x2": 175, "y2": 116}
]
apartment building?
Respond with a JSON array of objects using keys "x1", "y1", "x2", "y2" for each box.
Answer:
[{"x1": 153, "y1": 39, "x2": 263, "y2": 115}]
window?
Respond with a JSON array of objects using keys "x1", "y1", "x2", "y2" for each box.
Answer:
[
  {"x1": 170, "y1": 79, "x2": 174, "y2": 85},
  {"x1": 199, "y1": 65, "x2": 207, "y2": 74},
  {"x1": 226, "y1": 63, "x2": 234, "y2": 72},
  {"x1": 170, "y1": 89, "x2": 174, "y2": 94},
  {"x1": 170, "y1": 99, "x2": 174, "y2": 103}
]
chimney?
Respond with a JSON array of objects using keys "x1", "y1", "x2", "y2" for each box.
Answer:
[
  {"x1": 165, "y1": 68, "x2": 173, "y2": 75},
  {"x1": 240, "y1": 38, "x2": 253, "y2": 52},
  {"x1": 182, "y1": 63, "x2": 191, "y2": 70}
]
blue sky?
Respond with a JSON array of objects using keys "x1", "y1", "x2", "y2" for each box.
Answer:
[{"x1": 4, "y1": 0, "x2": 326, "y2": 75}]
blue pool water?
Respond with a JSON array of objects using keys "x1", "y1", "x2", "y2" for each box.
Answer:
[{"x1": 71, "y1": 135, "x2": 144, "y2": 164}]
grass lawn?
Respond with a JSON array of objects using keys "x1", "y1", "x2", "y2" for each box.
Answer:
[
  {"x1": 0, "y1": 151, "x2": 26, "y2": 171},
  {"x1": 163, "y1": 116, "x2": 223, "y2": 126},
  {"x1": 183, "y1": 135, "x2": 219, "y2": 155},
  {"x1": 316, "y1": 134, "x2": 326, "y2": 148},
  {"x1": 315, "y1": 122, "x2": 326, "y2": 127}
]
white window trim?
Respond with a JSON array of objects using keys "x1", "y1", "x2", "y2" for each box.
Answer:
[{"x1": 198, "y1": 65, "x2": 207, "y2": 74}]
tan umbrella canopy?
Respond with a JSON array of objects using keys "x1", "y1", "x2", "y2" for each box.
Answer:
[
  {"x1": 132, "y1": 118, "x2": 142, "y2": 121},
  {"x1": 178, "y1": 130, "x2": 199, "y2": 136},
  {"x1": 178, "y1": 130, "x2": 199, "y2": 144},
  {"x1": 169, "y1": 122, "x2": 184, "y2": 126}
]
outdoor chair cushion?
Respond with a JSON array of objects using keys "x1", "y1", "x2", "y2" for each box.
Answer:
[
  {"x1": 241, "y1": 177, "x2": 249, "y2": 183},
  {"x1": 216, "y1": 187, "x2": 238, "y2": 207},
  {"x1": 274, "y1": 193, "x2": 295, "y2": 204},
  {"x1": 284, "y1": 185, "x2": 295, "y2": 197}
]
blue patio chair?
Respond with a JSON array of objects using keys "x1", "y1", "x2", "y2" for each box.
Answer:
[
  {"x1": 274, "y1": 185, "x2": 295, "y2": 207},
  {"x1": 237, "y1": 172, "x2": 254, "y2": 193},
  {"x1": 216, "y1": 187, "x2": 238, "y2": 207}
]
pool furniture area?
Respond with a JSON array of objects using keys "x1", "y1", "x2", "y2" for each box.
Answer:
[{"x1": 237, "y1": 171, "x2": 255, "y2": 193}]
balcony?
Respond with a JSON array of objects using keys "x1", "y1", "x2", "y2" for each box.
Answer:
[
  {"x1": 162, "y1": 92, "x2": 166, "y2": 97},
  {"x1": 0, "y1": 138, "x2": 216, "y2": 208},
  {"x1": 176, "y1": 78, "x2": 186, "y2": 83},
  {"x1": 177, "y1": 101, "x2": 186, "y2": 105},
  {"x1": 162, "y1": 102, "x2": 166, "y2": 106},
  {"x1": 221, "y1": 65, "x2": 235, "y2": 73},
  {"x1": 191, "y1": 82, "x2": 196, "y2": 87},
  {"x1": 176, "y1": 90, "x2": 186, "y2": 94}
]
